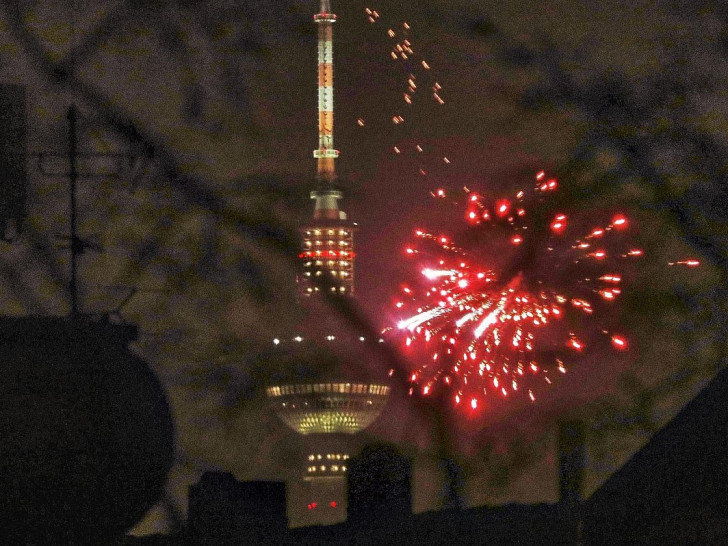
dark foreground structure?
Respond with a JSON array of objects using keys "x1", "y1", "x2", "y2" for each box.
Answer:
[
  {"x1": 583, "y1": 367, "x2": 728, "y2": 544},
  {"x1": 0, "y1": 315, "x2": 174, "y2": 545},
  {"x1": 125, "y1": 368, "x2": 728, "y2": 545},
  {"x1": 174, "y1": 445, "x2": 571, "y2": 546}
]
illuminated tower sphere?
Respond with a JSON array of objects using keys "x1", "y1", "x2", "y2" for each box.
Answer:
[{"x1": 266, "y1": 0, "x2": 389, "y2": 526}]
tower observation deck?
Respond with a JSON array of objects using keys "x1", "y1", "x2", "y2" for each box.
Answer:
[{"x1": 265, "y1": 0, "x2": 389, "y2": 526}]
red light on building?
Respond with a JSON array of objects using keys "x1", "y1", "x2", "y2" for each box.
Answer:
[{"x1": 330, "y1": 501, "x2": 337, "y2": 508}]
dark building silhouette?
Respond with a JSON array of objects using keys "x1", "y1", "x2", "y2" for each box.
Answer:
[
  {"x1": 583, "y1": 368, "x2": 728, "y2": 544},
  {"x1": 346, "y1": 443, "x2": 412, "y2": 526},
  {"x1": 0, "y1": 84, "x2": 26, "y2": 240},
  {"x1": 188, "y1": 472, "x2": 289, "y2": 544},
  {"x1": 292, "y1": 500, "x2": 569, "y2": 545}
]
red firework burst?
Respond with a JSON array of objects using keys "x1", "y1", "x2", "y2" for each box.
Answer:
[{"x1": 389, "y1": 171, "x2": 693, "y2": 410}]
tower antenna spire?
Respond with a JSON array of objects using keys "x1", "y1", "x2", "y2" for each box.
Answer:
[{"x1": 311, "y1": 0, "x2": 343, "y2": 220}]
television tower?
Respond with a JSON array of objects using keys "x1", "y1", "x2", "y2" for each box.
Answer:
[
  {"x1": 298, "y1": 0, "x2": 352, "y2": 297},
  {"x1": 266, "y1": 0, "x2": 389, "y2": 526}
]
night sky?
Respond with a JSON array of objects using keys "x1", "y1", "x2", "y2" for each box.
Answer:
[{"x1": 0, "y1": 0, "x2": 726, "y2": 534}]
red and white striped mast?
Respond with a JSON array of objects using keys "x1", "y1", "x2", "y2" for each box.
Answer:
[{"x1": 312, "y1": 0, "x2": 345, "y2": 221}]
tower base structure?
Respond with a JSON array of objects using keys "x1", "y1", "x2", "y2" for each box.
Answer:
[{"x1": 300, "y1": 433, "x2": 352, "y2": 525}]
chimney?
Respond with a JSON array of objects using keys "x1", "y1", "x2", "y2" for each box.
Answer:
[
  {"x1": 0, "y1": 85, "x2": 26, "y2": 240},
  {"x1": 188, "y1": 472, "x2": 289, "y2": 543},
  {"x1": 558, "y1": 420, "x2": 585, "y2": 543},
  {"x1": 347, "y1": 444, "x2": 412, "y2": 525}
]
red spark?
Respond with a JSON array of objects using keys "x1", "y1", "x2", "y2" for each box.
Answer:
[
  {"x1": 612, "y1": 214, "x2": 628, "y2": 229},
  {"x1": 495, "y1": 199, "x2": 511, "y2": 218},
  {"x1": 550, "y1": 214, "x2": 567, "y2": 234},
  {"x1": 670, "y1": 259, "x2": 700, "y2": 267}
]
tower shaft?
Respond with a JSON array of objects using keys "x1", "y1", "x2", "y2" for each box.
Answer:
[
  {"x1": 312, "y1": 0, "x2": 342, "y2": 220},
  {"x1": 313, "y1": 0, "x2": 338, "y2": 181}
]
